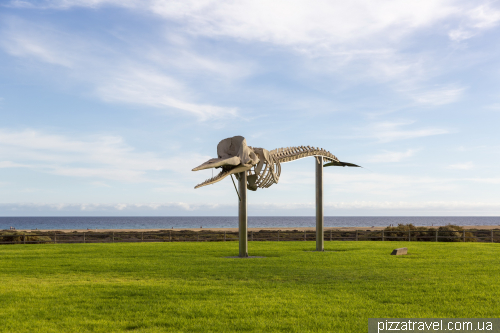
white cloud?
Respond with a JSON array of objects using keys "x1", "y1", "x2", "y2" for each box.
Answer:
[
  {"x1": 465, "y1": 177, "x2": 500, "y2": 184},
  {"x1": 406, "y1": 85, "x2": 465, "y2": 106},
  {"x1": 322, "y1": 172, "x2": 459, "y2": 195},
  {"x1": 0, "y1": 202, "x2": 224, "y2": 213},
  {"x1": 276, "y1": 169, "x2": 462, "y2": 197},
  {"x1": 484, "y1": 103, "x2": 500, "y2": 110},
  {"x1": 449, "y1": 4, "x2": 500, "y2": 41},
  {"x1": 2, "y1": 200, "x2": 500, "y2": 214},
  {"x1": 0, "y1": 161, "x2": 27, "y2": 168},
  {"x1": 96, "y1": 69, "x2": 238, "y2": 120},
  {"x1": 448, "y1": 29, "x2": 476, "y2": 42},
  {"x1": 17, "y1": 1, "x2": 500, "y2": 48},
  {"x1": 356, "y1": 121, "x2": 450, "y2": 143},
  {"x1": 448, "y1": 162, "x2": 475, "y2": 170},
  {"x1": 368, "y1": 149, "x2": 419, "y2": 163},
  {"x1": 0, "y1": 20, "x2": 75, "y2": 67},
  {"x1": 0, "y1": 129, "x2": 206, "y2": 181},
  {"x1": 32, "y1": 0, "x2": 457, "y2": 46}
]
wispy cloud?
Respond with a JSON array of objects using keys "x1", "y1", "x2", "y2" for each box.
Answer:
[
  {"x1": 368, "y1": 149, "x2": 419, "y2": 163},
  {"x1": 0, "y1": 21, "x2": 74, "y2": 67},
  {"x1": 0, "y1": 161, "x2": 27, "y2": 168},
  {"x1": 355, "y1": 121, "x2": 450, "y2": 143},
  {"x1": 6, "y1": 1, "x2": 499, "y2": 94},
  {"x1": 2, "y1": 200, "x2": 500, "y2": 215},
  {"x1": 28, "y1": 0, "x2": 485, "y2": 48},
  {"x1": 448, "y1": 162, "x2": 475, "y2": 170},
  {"x1": 0, "y1": 17, "x2": 239, "y2": 120},
  {"x1": 465, "y1": 177, "x2": 500, "y2": 184},
  {"x1": 95, "y1": 69, "x2": 238, "y2": 120},
  {"x1": 405, "y1": 85, "x2": 466, "y2": 106},
  {"x1": 448, "y1": 3, "x2": 500, "y2": 41},
  {"x1": 0, "y1": 129, "x2": 206, "y2": 181},
  {"x1": 0, "y1": 202, "x2": 226, "y2": 213}
]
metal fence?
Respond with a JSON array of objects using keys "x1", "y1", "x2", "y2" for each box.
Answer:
[{"x1": 1, "y1": 229, "x2": 499, "y2": 245}]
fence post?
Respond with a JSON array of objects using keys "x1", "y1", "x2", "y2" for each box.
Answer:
[
  {"x1": 112, "y1": 232, "x2": 114, "y2": 243},
  {"x1": 54, "y1": 232, "x2": 56, "y2": 244},
  {"x1": 224, "y1": 231, "x2": 226, "y2": 242},
  {"x1": 492, "y1": 230, "x2": 494, "y2": 243},
  {"x1": 436, "y1": 229, "x2": 438, "y2": 242},
  {"x1": 463, "y1": 230, "x2": 465, "y2": 242},
  {"x1": 197, "y1": 233, "x2": 199, "y2": 242},
  {"x1": 251, "y1": 231, "x2": 253, "y2": 242},
  {"x1": 355, "y1": 230, "x2": 358, "y2": 241},
  {"x1": 83, "y1": 233, "x2": 86, "y2": 243},
  {"x1": 408, "y1": 230, "x2": 411, "y2": 241},
  {"x1": 304, "y1": 230, "x2": 306, "y2": 241},
  {"x1": 330, "y1": 229, "x2": 332, "y2": 241},
  {"x1": 382, "y1": 230, "x2": 384, "y2": 241},
  {"x1": 169, "y1": 230, "x2": 171, "y2": 242},
  {"x1": 23, "y1": 234, "x2": 26, "y2": 245},
  {"x1": 141, "y1": 232, "x2": 143, "y2": 241},
  {"x1": 278, "y1": 230, "x2": 279, "y2": 242}
]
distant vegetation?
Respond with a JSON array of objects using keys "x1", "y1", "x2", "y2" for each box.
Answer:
[
  {"x1": 1, "y1": 225, "x2": 498, "y2": 244},
  {"x1": 383, "y1": 223, "x2": 477, "y2": 242}
]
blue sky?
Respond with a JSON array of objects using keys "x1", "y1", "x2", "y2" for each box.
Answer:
[{"x1": 1, "y1": 0, "x2": 500, "y2": 216}]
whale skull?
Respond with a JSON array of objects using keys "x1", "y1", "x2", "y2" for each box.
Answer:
[{"x1": 192, "y1": 136, "x2": 262, "y2": 189}]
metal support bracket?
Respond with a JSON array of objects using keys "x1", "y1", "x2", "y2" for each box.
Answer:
[{"x1": 230, "y1": 174, "x2": 241, "y2": 202}]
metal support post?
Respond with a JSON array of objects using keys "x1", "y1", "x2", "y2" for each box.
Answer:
[
  {"x1": 238, "y1": 171, "x2": 248, "y2": 257},
  {"x1": 316, "y1": 156, "x2": 324, "y2": 251}
]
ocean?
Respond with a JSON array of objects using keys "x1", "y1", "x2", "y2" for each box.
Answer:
[{"x1": 1, "y1": 216, "x2": 499, "y2": 230}]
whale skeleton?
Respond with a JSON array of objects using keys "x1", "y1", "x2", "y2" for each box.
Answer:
[{"x1": 192, "y1": 136, "x2": 360, "y2": 190}]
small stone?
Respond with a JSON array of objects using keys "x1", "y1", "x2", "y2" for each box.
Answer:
[{"x1": 391, "y1": 247, "x2": 408, "y2": 255}]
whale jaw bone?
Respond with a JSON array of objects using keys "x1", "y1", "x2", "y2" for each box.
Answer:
[{"x1": 194, "y1": 164, "x2": 252, "y2": 189}]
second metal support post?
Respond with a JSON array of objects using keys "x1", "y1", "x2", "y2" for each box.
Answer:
[
  {"x1": 238, "y1": 171, "x2": 248, "y2": 257},
  {"x1": 316, "y1": 156, "x2": 324, "y2": 251}
]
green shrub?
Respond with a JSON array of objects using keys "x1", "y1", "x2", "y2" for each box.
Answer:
[
  {"x1": 0, "y1": 232, "x2": 52, "y2": 244},
  {"x1": 383, "y1": 223, "x2": 475, "y2": 242},
  {"x1": 383, "y1": 224, "x2": 434, "y2": 241},
  {"x1": 437, "y1": 224, "x2": 476, "y2": 242}
]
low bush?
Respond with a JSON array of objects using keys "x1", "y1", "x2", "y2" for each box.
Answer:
[
  {"x1": 0, "y1": 232, "x2": 53, "y2": 244},
  {"x1": 383, "y1": 223, "x2": 475, "y2": 242},
  {"x1": 437, "y1": 224, "x2": 476, "y2": 242}
]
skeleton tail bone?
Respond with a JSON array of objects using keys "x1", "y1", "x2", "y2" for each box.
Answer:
[{"x1": 269, "y1": 146, "x2": 340, "y2": 165}]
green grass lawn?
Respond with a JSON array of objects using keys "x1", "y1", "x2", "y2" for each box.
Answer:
[{"x1": 1, "y1": 241, "x2": 499, "y2": 332}]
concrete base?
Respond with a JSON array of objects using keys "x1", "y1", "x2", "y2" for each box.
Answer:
[{"x1": 391, "y1": 247, "x2": 408, "y2": 255}]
